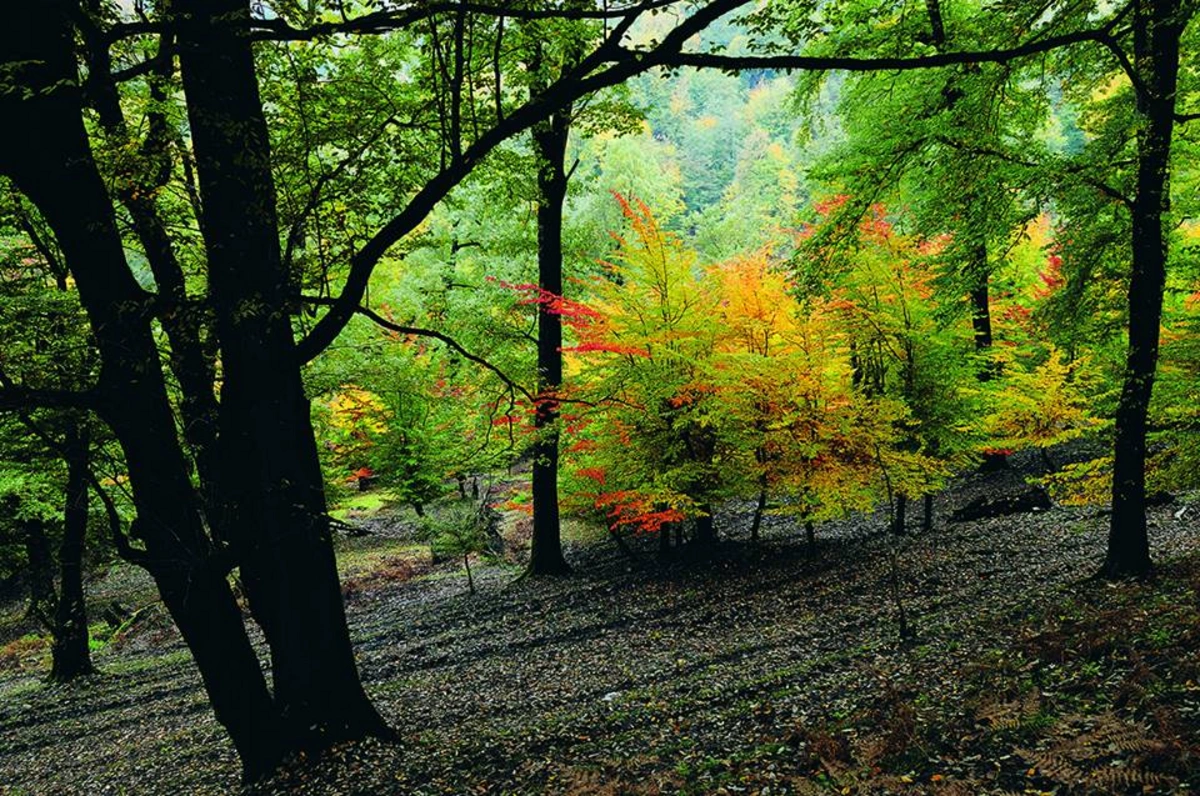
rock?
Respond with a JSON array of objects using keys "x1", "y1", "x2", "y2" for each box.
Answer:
[{"x1": 950, "y1": 486, "x2": 1052, "y2": 523}]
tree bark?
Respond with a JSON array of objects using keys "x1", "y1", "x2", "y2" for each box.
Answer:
[
  {"x1": 22, "y1": 517, "x2": 56, "y2": 627},
  {"x1": 79, "y1": 17, "x2": 221, "y2": 502},
  {"x1": 969, "y1": 243, "x2": 994, "y2": 358},
  {"x1": 892, "y1": 494, "x2": 908, "y2": 535},
  {"x1": 50, "y1": 420, "x2": 94, "y2": 682},
  {"x1": 0, "y1": 4, "x2": 284, "y2": 778},
  {"x1": 528, "y1": 101, "x2": 572, "y2": 576},
  {"x1": 173, "y1": 0, "x2": 387, "y2": 742},
  {"x1": 694, "y1": 504, "x2": 717, "y2": 547},
  {"x1": 749, "y1": 470, "x2": 767, "y2": 542},
  {"x1": 1104, "y1": 0, "x2": 1183, "y2": 579}
]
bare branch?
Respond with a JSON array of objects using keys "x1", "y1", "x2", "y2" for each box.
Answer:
[{"x1": 300, "y1": 295, "x2": 534, "y2": 402}]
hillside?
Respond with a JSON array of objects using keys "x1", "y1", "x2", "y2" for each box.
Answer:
[{"x1": 2, "y1": 458, "x2": 1198, "y2": 795}]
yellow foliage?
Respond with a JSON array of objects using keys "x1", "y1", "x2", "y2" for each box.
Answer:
[{"x1": 327, "y1": 386, "x2": 391, "y2": 436}]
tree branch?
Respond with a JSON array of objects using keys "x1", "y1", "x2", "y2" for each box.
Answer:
[
  {"x1": 301, "y1": 296, "x2": 535, "y2": 402},
  {"x1": 661, "y1": 23, "x2": 1116, "y2": 73},
  {"x1": 933, "y1": 135, "x2": 1134, "y2": 208},
  {"x1": 295, "y1": 0, "x2": 751, "y2": 362},
  {"x1": 0, "y1": 377, "x2": 95, "y2": 412},
  {"x1": 106, "y1": 0, "x2": 685, "y2": 43}
]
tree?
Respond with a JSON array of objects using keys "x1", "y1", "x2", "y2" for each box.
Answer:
[
  {"x1": 0, "y1": 0, "x2": 768, "y2": 777},
  {"x1": 663, "y1": 0, "x2": 1194, "y2": 578},
  {"x1": 562, "y1": 197, "x2": 737, "y2": 550}
]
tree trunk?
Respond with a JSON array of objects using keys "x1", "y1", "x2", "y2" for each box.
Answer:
[
  {"x1": 1104, "y1": 0, "x2": 1183, "y2": 579},
  {"x1": 50, "y1": 420, "x2": 94, "y2": 682},
  {"x1": 528, "y1": 100, "x2": 573, "y2": 576},
  {"x1": 804, "y1": 519, "x2": 816, "y2": 558},
  {"x1": 22, "y1": 518, "x2": 56, "y2": 627},
  {"x1": 0, "y1": 5, "x2": 284, "y2": 778},
  {"x1": 749, "y1": 473, "x2": 767, "y2": 543},
  {"x1": 922, "y1": 493, "x2": 934, "y2": 533},
  {"x1": 174, "y1": 0, "x2": 387, "y2": 742},
  {"x1": 969, "y1": 242, "x2": 1009, "y2": 472},
  {"x1": 694, "y1": 504, "x2": 717, "y2": 547},
  {"x1": 892, "y1": 494, "x2": 907, "y2": 535},
  {"x1": 969, "y1": 243, "x2": 994, "y2": 356},
  {"x1": 80, "y1": 24, "x2": 221, "y2": 503}
]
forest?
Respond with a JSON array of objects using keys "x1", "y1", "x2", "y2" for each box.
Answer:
[{"x1": 0, "y1": 0, "x2": 1199, "y2": 793}]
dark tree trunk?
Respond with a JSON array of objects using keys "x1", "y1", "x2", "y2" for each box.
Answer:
[
  {"x1": 969, "y1": 243, "x2": 994, "y2": 356},
  {"x1": 694, "y1": 505, "x2": 717, "y2": 547},
  {"x1": 173, "y1": 0, "x2": 387, "y2": 742},
  {"x1": 1104, "y1": 0, "x2": 1183, "y2": 579},
  {"x1": 80, "y1": 23, "x2": 221, "y2": 502},
  {"x1": 969, "y1": 242, "x2": 1011, "y2": 473},
  {"x1": 891, "y1": 494, "x2": 907, "y2": 535},
  {"x1": 0, "y1": 5, "x2": 284, "y2": 778},
  {"x1": 850, "y1": 340, "x2": 863, "y2": 391},
  {"x1": 659, "y1": 523, "x2": 672, "y2": 557},
  {"x1": 528, "y1": 103, "x2": 572, "y2": 576},
  {"x1": 22, "y1": 518, "x2": 55, "y2": 626},
  {"x1": 922, "y1": 493, "x2": 934, "y2": 533},
  {"x1": 50, "y1": 421, "x2": 94, "y2": 682},
  {"x1": 804, "y1": 520, "x2": 816, "y2": 558},
  {"x1": 749, "y1": 471, "x2": 767, "y2": 543}
]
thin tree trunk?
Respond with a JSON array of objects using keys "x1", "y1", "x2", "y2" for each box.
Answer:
[
  {"x1": 1105, "y1": 0, "x2": 1183, "y2": 579},
  {"x1": 528, "y1": 99, "x2": 572, "y2": 576},
  {"x1": 922, "y1": 493, "x2": 934, "y2": 533},
  {"x1": 749, "y1": 472, "x2": 767, "y2": 543},
  {"x1": 50, "y1": 420, "x2": 94, "y2": 682},
  {"x1": 22, "y1": 518, "x2": 55, "y2": 627},
  {"x1": 804, "y1": 519, "x2": 815, "y2": 558},
  {"x1": 892, "y1": 494, "x2": 907, "y2": 535},
  {"x1": 969, "y1": 243, "x2": 994, "y2": 356},
  {"x1": 694, "y1": 504, "x2": 717, "y2": 547}
]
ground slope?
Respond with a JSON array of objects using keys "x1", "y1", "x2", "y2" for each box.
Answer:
[{"x1": 1, "y1": 464, "x2": 1198, "y2": 794}]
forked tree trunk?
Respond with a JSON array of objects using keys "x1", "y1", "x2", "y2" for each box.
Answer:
[
  {"x1": 174, "y1": 0, "x2": 387, "y2": 744},
  {"x1": 80, "y1": 24, "x2": 221, "y2": 503},
  {"x1": 1105, "y1": 0, "x2": 1184, "y2": 579},
  {"x1": 0, "y1": 5, "x2": 283, "y2": 778},
  {"x1": 528, "y1": 100, "x2": 572, "y2": 577}
]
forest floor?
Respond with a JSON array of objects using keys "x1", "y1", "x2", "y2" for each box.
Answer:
[{"x1": 2, "y1": 456, "x2": 1200, "y2": 795}]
